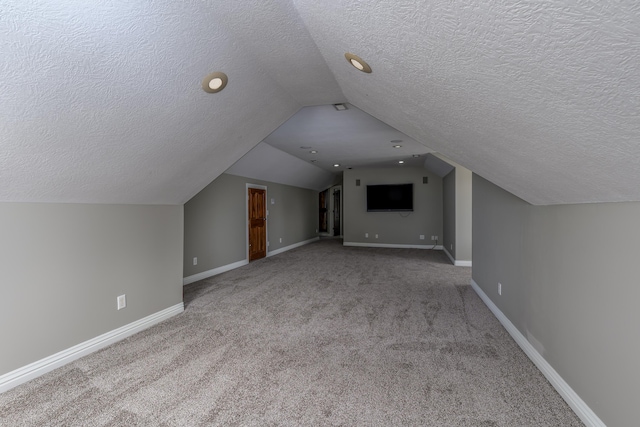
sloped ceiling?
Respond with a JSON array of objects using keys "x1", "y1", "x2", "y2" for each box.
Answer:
[
  {"x1": 2, "y1": 1, "x2": 639, "y2": 205},
  {"x1": 263, "y1": 104, "x2": 434, "y2": 172},
  {"x1": 225, "y1": 142, "x2": 336, "y2": 191}
]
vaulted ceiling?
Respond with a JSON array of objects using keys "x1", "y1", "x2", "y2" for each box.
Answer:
[{"x1": 2, "y1": 1, "x2": 639, "y2": 205}]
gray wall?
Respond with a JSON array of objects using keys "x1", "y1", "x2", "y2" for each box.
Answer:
[
  {"x1": 473, "y1": 174, "x2": 640, "y2": 426},
  {"x1": 184, "y1": 173, "x2": 318, "y2": 277},
  {"x1": 443, "y1": 170, "x2": 456, "y2": 256},
  {"x1": 0, "y1": 203, "x2": 184, "y2": 376},
  {"x1": 455, "y1": 167, "x2": 472, "y2": 261},
  {"x1": 343, "y1": 168, "x2": 442, "y2": 246},
  {"x1": 442, "y1": 165, "x2": 472, "y2": 263}
]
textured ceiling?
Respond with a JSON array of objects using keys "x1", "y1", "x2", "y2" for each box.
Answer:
[
  {"x1": 2, "y1": 0, "x2": 639, "y2": 205},
  {"x1": 294, "y1": 0, "x2": 640, "y2": 204}
]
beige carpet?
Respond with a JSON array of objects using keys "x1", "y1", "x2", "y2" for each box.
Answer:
[{"x1": 0, "y1": 238, "x2": 583, "y2": 426}]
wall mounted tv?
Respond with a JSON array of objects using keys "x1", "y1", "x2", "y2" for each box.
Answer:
[{"x1": 366, "y1": 183, "x2": 413, "y2": 212}]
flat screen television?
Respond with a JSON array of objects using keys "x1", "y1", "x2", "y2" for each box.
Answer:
[{"x1": 366, "y1": 183, "x2": 413, "y2": 212}]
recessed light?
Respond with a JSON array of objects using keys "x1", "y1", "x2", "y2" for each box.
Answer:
[
  {"x1": 202, "y1": 72, "x2": 228, "y2": 93},
  {"x1": 412, "y1": 154, "x2": 421, "y2": 158},
  {"x1": 398, "y1": 160, "x2": 405, "y2": 164},
  {"x1": 333, "y1": 103, "x2": 348, "y2": 111},
  {"x1": 393, "y1": 145, "x2": 402, "y2": 149},
  {"x1": 310, "y1": 150, "x2": 318, "y2": 154},
  {"x1": 344, "y1": 53, "x2": 372, "y2": 73},
  {"x1": 334, "y1": 164, "x2": 340, "y2": 167}
]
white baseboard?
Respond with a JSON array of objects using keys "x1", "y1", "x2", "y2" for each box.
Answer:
[
  {"x1": 183, "y1": 238, "x2": 318, "y2": 285},
  {"x1": 183, "y1": 260, "x2": 248, "y2": 285},
  {"x1": 0, "y1": 302, "x2": 184, "y2": 394},
  {"x1": 343, "y1": 242, "x2": 443, "y2": 250},
  {"x1": 443, "y1": 247, "x2": 472, "y2": 267},
  {"x1": 444, "y1": 247, "x2": 456, "y2": 264},
  {"x1": 267, "y1": 237, "x2": 318, "y2": 257},
  {"x1": 470, "y1": 279, "x2": 605, "y2": 427}
]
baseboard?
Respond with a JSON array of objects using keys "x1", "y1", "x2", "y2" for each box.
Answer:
[
  {"x1": 343, "y1": 242, "x2": 443, "y2": 250},
  {"x1": 183, "y1": 260, "x2": 249, "y2": 285},
  {"x1": 267, "y1": 237, "x2": 319, "y2": 257},
  {"x1": 443, "y1": 247, "x2": 472, "y2": 267},
  {"x1": 470, "y1": 279, "x2": 605, "y2": 427},
  {"x1": 443, "y1": 247, "x2": 455, "y2": 264},
  {"x1": 0, "y1": 302, "x2": 184, "y2": 394}
]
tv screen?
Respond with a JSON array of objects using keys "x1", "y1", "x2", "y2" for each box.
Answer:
[{"x1": 366, "y1": 184, "x2": 413, "y2": 212}]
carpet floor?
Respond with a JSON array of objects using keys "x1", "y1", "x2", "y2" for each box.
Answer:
[{"x1": 0, "y1": 238, "x2": 583, "y2": 426}]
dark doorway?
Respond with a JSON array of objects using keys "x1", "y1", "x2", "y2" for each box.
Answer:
[
  {"x1": 333, "y1": 188, "x2": 341, "y2": 236},
  {"x1": 319, "y1": 189, "x2": 329, "y2": 233}
]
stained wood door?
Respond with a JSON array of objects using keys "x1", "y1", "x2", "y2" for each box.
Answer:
[{"x1": 248, "y1": 188, "x2": 267, "y2": 261}]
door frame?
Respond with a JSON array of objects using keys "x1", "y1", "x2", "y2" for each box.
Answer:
[
  {"x1": 245, "y1": 183, "x2": 268, "y2": 261},
  {"x1": 328, "y1": 184, "x2": 343, "y2": 237}
]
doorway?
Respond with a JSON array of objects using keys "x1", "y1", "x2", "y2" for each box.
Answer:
[
  {"x1": 247, "y1": 186, "x2": 267, "y2": 261},
  {"x1": 333, "y1": 188, "x2": 341, "y2": 236},
  {"x1": 319, "y1": 189, "x2": 329, "y2": 233}
]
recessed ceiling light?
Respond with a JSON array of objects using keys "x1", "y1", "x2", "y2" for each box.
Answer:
[
  {"x1": 344, "y1": 53, "x2": 372, "y2": 73},
  {"x1": 310, "y1": 150, "x2": 318, "y2": 154},
  {"x1": 333, "y1": 103, "x2": 348, "y2": 111},
  {"x1": 393, "y1": 145, "x2": 402, "y2": 149},
  {"x1": 334, "y1": 164, "x2": 340, "y2": 167},
  {"x1": 412, "y1": 154, "x2": 421, "y2": 158},
  {"x1": 202, "y1": 72, "x2": 228, "y2": 93},
  {"x1": 398, "y1": 160, "x2": 405, "y2": 164}
]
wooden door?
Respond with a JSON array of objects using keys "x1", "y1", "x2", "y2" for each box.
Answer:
[{"x1": 248, "y1": 188, "x2": 267, "y2": 261}]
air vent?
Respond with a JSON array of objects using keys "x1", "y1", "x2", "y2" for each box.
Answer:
[
  {"x1": 423, "y1": 177, "x2": 428, "y2": 184},
  {"x1": 356, "y1": 179, "x2": 361, "y2": 186}
]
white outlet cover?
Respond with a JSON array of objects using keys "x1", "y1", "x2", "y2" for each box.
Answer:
[
  {"x1": 420, "y1": 235, "x2": 425, "y2": 240},
  {"x1": 117, "y1": 295, "x2": 126, "y2": 310},
  {"x1": 193, "y1": 257, "x2": 197, "y2": 265}
]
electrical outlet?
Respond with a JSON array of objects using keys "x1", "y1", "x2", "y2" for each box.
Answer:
[
  {"x1": 431, "y1": 235, "x2": 434, "y2": 240},
  {"x1": 117, "y1": 295, "x2": 126, "y2": 310},
  {"x1": 365, "y1": 233, "x2": 369, "y2": 238},
  {"x1": 434, "y1": 236, "x2": 438, "y2": 241},
  {"x1": 498, "y1": 283, "x2": 502, "y2": 296},
  {"x1": 193, "y1": 257, "x2": 197, "y2": 265},
  {"x1": 419, "y1": 235, "x2": 425, "y2": 240},
  {"x1": 279, "y1": 237, "x2": 282, "y2": 243},
  {"x1": 375, "y1": 234, "x2": 378, "y2": 238}
]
